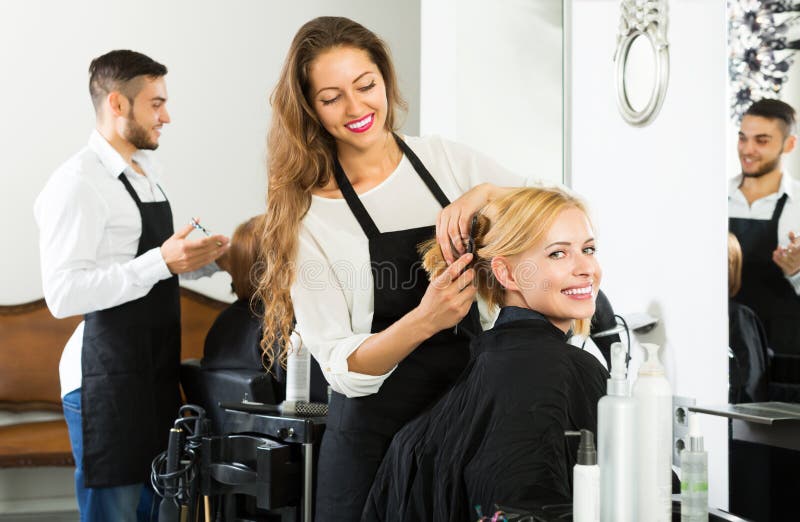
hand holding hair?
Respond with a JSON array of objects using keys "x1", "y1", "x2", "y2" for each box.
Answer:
[
  {"x1": 436, "y1": 183, "x2": 517, "y2": 265},
  {"x1": 413, "y1": 252, "x2": 476, "y2": 336}
]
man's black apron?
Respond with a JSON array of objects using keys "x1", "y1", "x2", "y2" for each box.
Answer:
[
  {"x1": 730, "y1": 193, "x2": 800, "y2": 356},
  {"x1": 314, "y1": 136, "x2": 480, "y2": 521},
  {"x1": 729, "y1": 193, "x2": 800, "y2": 521},
  {"x1": 81, "y1": 173, "x2": 181, "y2": 488}
]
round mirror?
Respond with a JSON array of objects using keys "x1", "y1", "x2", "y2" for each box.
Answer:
[
  {"x1": 623, "y1": 33, "x2": 657, "y2": 113},
  {"x1": 615, "y1": 26, "x2": 670, "y2": 127}
]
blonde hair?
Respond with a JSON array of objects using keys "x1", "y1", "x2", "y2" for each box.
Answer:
[
  {"x1": 728, "y1": 232, "x2": 743, "y2": 297},
  {"x1": 419, "y1": 187, "x2": 594, "y2": 336},
  {"x1": 257, "y1": 17, "x2": 407, "y2": 370}
]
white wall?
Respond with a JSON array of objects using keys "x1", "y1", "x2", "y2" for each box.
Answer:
[
  {"x1": 1, "y1": 0, "x2": 421, "y2": 305},
  {"x1": 420, "y1": 0, "x2": 563, "y2": 184},
  {"x1": 0, "y1": 0, "x2": 420, "y2": 510},
  {"x1": 569, "y1": 0, "x2": 730, "y2": 509}
]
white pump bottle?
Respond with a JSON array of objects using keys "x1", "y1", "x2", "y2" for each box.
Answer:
[
  {"x1": 633, "y1": 343, "x2": 673, "y2": 522},
  {"x1": 597, "y1": 342, "x2": 636, "y2": 521}
]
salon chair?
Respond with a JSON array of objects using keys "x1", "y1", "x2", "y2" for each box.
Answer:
[
  {"x1": 726, "y1": 310, "x2": 800, "y2": 522},
  {"x1": 179, "y1": 357, "x2": 327, "y2": 522},
  {"x1": 769, "y1": 352, "x2": 800, "y2": 403},
  {"x1": 587, "y1": 289, "x2": 622, "y2": 367},
  {"x1": 180, "y1": 359, "x2": 282, "y2": 434}
]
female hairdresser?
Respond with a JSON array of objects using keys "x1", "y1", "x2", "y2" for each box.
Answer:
[{"x1": 256, "y1": 16, "x2": 527, "y2": 521}]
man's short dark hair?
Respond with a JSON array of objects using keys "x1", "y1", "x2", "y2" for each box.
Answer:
[
  {"x1": 744, "y1": 98, "x2": 797, "y2": 138},
  {"x1": 88, "y1": 50, "x2": 167, "y2": 111}
]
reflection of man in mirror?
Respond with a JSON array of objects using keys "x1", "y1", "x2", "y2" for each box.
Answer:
[{"x1": 729, "y1": 99, "x2": 800, "y2": 358}]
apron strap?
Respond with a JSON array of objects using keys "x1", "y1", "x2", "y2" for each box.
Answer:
[
  {"x1": 118, "y1": 173, "x2": 169, "y2": 206},
  {"x1": 332, "y1": 134, "x2": 453, "y2": 239},
  {"x1": 771, "y1": 192, "x2": 789, "y2": 222},
  {"x1": 155, "y1": 183, "x2": 169, "y2": 202},
  {"x1": 117, "y1": 173, "x2": 143, "y2": 207},
  {"x1": 333, "y1": 157, "x2": 381, "y2": 238},
  {"x1": 393, "y1": 134, "x2": 451, "y2": 208}
]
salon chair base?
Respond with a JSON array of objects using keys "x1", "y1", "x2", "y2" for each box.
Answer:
[{"x1": 199, "y1": 433, "x2": 302, "y2": 522}]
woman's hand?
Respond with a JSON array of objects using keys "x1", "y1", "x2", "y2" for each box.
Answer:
[
  {"x1": 346, "y1": 254, "x2": 476, "y2": 376},
  {"x1": 412, "y1": 253, "x2": 476, "y2": 336},
  {"x1": 436, "y1": 184, "x2": 492, "y2": 265}
]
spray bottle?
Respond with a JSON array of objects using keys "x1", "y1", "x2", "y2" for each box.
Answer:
[
  {"x1": 680, "y1": 413, "x2": 709, "y2": 521},
  {"x1": 598, "y1": 342, "x2": 636, "y2": 521},
  {"x1": 633, "y1": 343, "x2": 672, "y2": 522},
  {"x1": 572, "y1": 429, "x2": 600, "y2": 522}
]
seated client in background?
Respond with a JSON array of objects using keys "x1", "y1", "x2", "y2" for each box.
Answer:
[
  {"x1": 202, "y1": 214, "x2": 327, "y2": 402},
  {"x1": 363, "y1": 187, "x2": 609, "y2": 522},
  {"x1": 202, "y1": 215, "x2": 271, "y2": 374},
  {"x1": 728, "y1": 231, "x2": 769, "y2": 404}
]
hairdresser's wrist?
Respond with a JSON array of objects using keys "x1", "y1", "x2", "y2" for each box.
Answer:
[
  {"x1": 483, "y1": 183, "x2": 515, "y2": 204},
  {"x1": 404, "y1": 306, "x2": 439, "y2": 342}
]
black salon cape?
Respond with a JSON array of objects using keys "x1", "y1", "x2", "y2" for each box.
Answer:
[
  {"x1": 728, "y1": 299, "x2": 769, "y2": 404},
  {"x1": 200, "y1": 298, "x2": 329, "y2": 402},
  {"x1": 202, "y1": 298, "x2": 265, "y2": 371},
  {"x1": 362, "y1": 313, "x2": 609, "y2": 522}
]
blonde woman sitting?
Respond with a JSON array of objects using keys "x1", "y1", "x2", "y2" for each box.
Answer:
[{"x1": 363, "y1": 187, "x2": 609, "y2": 521}]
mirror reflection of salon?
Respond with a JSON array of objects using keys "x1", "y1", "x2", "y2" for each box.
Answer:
[
  {"x1": 727, "y1": 99, "x2": 800, "y2": 521},
  {"x1": 729, "y1": 99, "x2": 800, "y2": 367}
]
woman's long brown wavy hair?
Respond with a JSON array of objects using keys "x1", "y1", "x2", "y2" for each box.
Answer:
[{"x1": 257, "y1": 16, "x2": 407, "y2": 370}]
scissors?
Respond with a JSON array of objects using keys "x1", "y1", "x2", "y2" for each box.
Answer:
[{"x1": 190, "y1": 217, "x2": 223, "y2": 246}]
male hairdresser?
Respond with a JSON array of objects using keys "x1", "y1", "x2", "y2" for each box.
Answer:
[
  {"x1": 729, "y1": 98, "x2": 800, "y2": 521},
  {"x1": 34, "y1": 50, "x2": 229, "y2": 521},
  {"x1": 730, "y1": 98, "x2": 800, "y2": 359}
]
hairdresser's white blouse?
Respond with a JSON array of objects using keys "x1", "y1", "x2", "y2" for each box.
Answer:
[{"x1": 291, "y1": 135, "x2": 532, "y2": 398}]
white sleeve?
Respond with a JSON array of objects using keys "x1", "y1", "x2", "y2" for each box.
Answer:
[
  {"x1": 291, "y1": 227, "x2": 395, "y2": 398},
  {"x1": 35, "y1": 175, "x2": 171, "y2": 319},
  {"x1": 179, "y1": 262, "x2": 221, "y2": 281},
  {"x1": 437, "y1": 136, "x2": 538, "y2": 191},
  {"x1": 787, "y1": 270, "x2": 800, "y2": 295}
]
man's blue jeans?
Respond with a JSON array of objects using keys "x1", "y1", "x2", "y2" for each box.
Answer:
[{"x1": 62, "y1": 389, "x2": 157, "y2": 522}]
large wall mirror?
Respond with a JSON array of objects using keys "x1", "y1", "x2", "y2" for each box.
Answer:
[
  {"x1": 727, "y1": 2, "x2": 800, "y2": 518},
  {"x1": 2, "y1": 0, "x2": 563, "y2": 305}
]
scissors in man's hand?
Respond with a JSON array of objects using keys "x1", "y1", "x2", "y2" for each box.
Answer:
[{"x1": 190, "y1": 217, "x2": 222, "y2": 246}]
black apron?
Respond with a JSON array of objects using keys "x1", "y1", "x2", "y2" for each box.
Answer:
[
  {"x1": 730, "y1": 193, "x2": 800, "y2": 355},
  {"x1": 314, "y1": 136, "x2": 480, "y2": 521},
  {"x1": 81, "y1": 173, "x2": 181, "y2": 488}
]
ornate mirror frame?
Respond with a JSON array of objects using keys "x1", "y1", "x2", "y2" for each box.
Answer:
[{"x1": 614, "y1": 0, "x2": 670, "y2": 127}]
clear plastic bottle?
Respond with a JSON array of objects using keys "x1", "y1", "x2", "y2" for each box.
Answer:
[
  {"x1": 681, "y1": 413, "x2": 709, "y2": 521},
  {"x1": 598, "y1": 342, "x2": 636, "y2": 522},
  {"x1": 633, "y1": 343, "x2": 673, "y2": 522}
]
